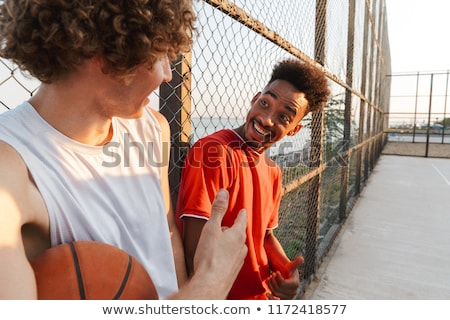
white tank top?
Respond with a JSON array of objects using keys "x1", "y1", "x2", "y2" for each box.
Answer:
[{"x1": 0, "y1": 102, "x2": 178, "y2": 298}]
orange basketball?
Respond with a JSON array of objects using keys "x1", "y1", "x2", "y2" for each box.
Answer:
[{"x1": 30, "y1": 241, "x2": 159, "y2": 300}]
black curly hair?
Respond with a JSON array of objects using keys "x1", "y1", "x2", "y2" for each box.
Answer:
[
  {"x1": 0, "y1": 0, "x2": 197, "y2": 83},
  {"x1": 268, "y1": 59, "x2": 330, "y2": 112}
]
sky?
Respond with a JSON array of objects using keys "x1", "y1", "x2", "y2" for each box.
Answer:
[
  {"x1": 2, "y1": 0, "x2": 449, "y2": 113},
  {"x1": 385, "y1": 0, "x2": 450, "y2": 74}
]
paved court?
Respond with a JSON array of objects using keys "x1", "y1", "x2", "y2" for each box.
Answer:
[{"x1": 303, "y1": 155, "x2": 450, "y2": 299}]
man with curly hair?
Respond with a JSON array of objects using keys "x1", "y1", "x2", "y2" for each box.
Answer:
[
  {"x1": 0, "y1": 0, "x2": 247, "y2": 299},
  {"x1": 177, "y1": 59, "x2": 330, "y2": 300}
]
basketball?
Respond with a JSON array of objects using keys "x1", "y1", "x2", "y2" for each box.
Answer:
[{"x1": 30, "y1": 241, "x2": 159, "y2": 300}]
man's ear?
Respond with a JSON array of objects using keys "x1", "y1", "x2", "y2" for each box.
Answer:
[
  {"x1": 89, "y1": 55, "x2": 105, "y2": 69},
  {"x1": 288, "y1": 123, "x2": 303, "y2": 136},
  {"x1": 87, "y1": 55, "x2": 110, "y2": 76}
]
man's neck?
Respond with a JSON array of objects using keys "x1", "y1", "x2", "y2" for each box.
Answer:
[{"x1": 29, "y1": 84, "x2": 113, "y2": 146}]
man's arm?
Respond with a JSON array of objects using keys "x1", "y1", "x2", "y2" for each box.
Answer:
[
  {"x1": 264, "y1": 230, "x2": 304, "y2": 299},
  {"x1": 166, "y1": 199, "x2": 188, "y2": 287},
  {"x1": 168, "y1": 190, "x2": 247, "y2": 300},
  {"x1": 0, "y1": 143, "x2": 38, "y2": 299},
  {"x1": 182, "y1": 217, "x2": 207, "y2": 277},
  {"x1": 176, "y1": 137, "x2": 234, "y2": 278}
]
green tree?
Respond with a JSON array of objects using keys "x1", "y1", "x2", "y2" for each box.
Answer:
[{"x1": 304, "y1": 93, "x2": 346, "y2": 141}]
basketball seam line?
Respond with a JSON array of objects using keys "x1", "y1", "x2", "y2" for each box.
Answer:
[
  {"x1": 69, "y1": 242, "x2": 86, "y2": 300},
  {"x1": 113, "y1": 255, "x2": 133, "y2": 300}
]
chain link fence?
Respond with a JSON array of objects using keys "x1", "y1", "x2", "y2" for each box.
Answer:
[
  {"x1": 0, "y1": 0, "x2": 391, "y2": 298},
  {"x1": 384, "y1": 71, "x2": 450, "y2": 158}
]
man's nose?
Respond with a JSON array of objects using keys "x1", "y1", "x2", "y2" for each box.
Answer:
[
  {"x1": 260, "y1": 111, "x2": 275, "y2": 126},
  {"x1": 162, "y1": 56, "x2": 172, "y2": 83}
]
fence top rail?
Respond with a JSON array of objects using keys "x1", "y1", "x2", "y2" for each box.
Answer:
[{"x1": 388, "y1": 70, "x2": 450, "y2": 77}]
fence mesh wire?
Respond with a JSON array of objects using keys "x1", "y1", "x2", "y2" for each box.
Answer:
[
  {"x1": 384, "y1": 71, "x2": 450, "y2": 158},
  {"x1": 0, "y1": 0, "x2": 392, "y2": 298}
]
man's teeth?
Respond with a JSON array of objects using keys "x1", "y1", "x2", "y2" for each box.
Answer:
[
  {"x1": 254, "y1": 122, "x2": 270, "y2": 136},
  {"x1": 254, "y1": 122, "x2": 269, "y2": 136}
]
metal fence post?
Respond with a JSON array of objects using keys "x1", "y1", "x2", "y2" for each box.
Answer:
[
  {"x1": 425, "y1": 74, "x2": 434, "y2": 158},
  {"x1": 355, "y1": 0, "x2": 371, "y2": 196},
  {"x1": 304, "y1": 0, "x2": 327, "y2": 280},
  {"x1": 339, "y1": 0, "x2": 356, "y2": 222},
  {"x1": 159, "y1": 53, "x2": 192, "y2": 210}
]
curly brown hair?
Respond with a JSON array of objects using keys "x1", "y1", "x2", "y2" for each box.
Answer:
[
  {"x1": 268, "y1": 59, "x2": 330, "y2": 112},
  {"x1": 0, "y1": 0, "x2": 196, "y2": 83}
]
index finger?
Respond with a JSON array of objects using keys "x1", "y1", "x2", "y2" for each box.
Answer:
[{"x1": 228, "y1": 209, "x2": 247, "y2": 235}]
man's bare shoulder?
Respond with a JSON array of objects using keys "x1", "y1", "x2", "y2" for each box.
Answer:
[
  {"x1": 0, "y1": 141, "x2": 29, "y2": 186},
  {"x1": 0, "y1": 141, "x2": 48, "y2": 226},
  {"x1": 0, "y1": 141, "x2": 47, "y2": 298}
]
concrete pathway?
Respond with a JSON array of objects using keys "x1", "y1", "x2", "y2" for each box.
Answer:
[{"x1": 303, "y1": 155, "x2": 450, "y2": 299}]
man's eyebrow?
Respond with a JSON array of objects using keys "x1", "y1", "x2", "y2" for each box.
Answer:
[
  {"x1": 265, "y1": 90, "x2": 278, "y2": 99},
  {"x1": 264, "y1": 89, "x2": 298, "y2": 116}
]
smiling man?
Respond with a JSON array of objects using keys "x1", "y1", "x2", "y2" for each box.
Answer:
[{"x1": 176, "y1": 58, "x2": 331, "y2": 300}]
